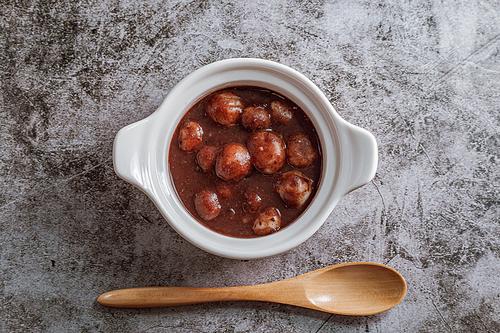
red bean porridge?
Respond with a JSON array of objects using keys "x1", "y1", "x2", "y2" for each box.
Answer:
[{"x1": 169, "y1": 86, "x2": 322, "y2": 238}]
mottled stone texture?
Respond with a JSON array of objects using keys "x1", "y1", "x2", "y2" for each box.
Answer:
[{"x1": 1, "y1": 0, "x2": 499, "y2": 332}]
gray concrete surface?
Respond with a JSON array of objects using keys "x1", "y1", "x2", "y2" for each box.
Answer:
[{"x1": 1, "y1": 0, "x2": 500, "y2": 332}]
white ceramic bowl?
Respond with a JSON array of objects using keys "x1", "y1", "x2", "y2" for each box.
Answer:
[{"x1": 113, "y1": 58, "x2": 377, "y2": 259}]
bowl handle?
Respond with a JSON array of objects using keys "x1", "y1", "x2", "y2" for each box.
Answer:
[
  {"x1": 341, "y1": 122, "x2": 378, "y2": 195},
  {"x1": 113, "y1": 118, "x2": 154, "y2": 193}
]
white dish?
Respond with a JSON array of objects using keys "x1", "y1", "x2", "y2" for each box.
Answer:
[{"x1": 113, "y1": 58, "x2": 377, "y2": 259}]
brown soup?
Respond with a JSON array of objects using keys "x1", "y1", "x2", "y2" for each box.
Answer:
[{"x1": 169, "y1": 86, "x2": 322, "y2": 238}]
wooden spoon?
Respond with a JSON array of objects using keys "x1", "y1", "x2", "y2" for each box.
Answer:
[{"x1": 97, "y1": 262, "x2": 406, "y2": 316}]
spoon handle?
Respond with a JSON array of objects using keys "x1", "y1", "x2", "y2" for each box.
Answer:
[{"x1": 97, "y1": 285, "x2": 271, "y2": 308}]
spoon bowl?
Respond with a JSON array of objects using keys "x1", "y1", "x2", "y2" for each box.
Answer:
[
  {"x1": 97, "y1": 262, "x2": 406, "y2": 316},
  {"x1": 302, "y1": 262, "x2": 407, "y2": 315}
]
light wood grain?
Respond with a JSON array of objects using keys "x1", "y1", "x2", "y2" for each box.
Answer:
[{"x1": 97, "y1": 262, "x2": 406, "y2": 316}]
